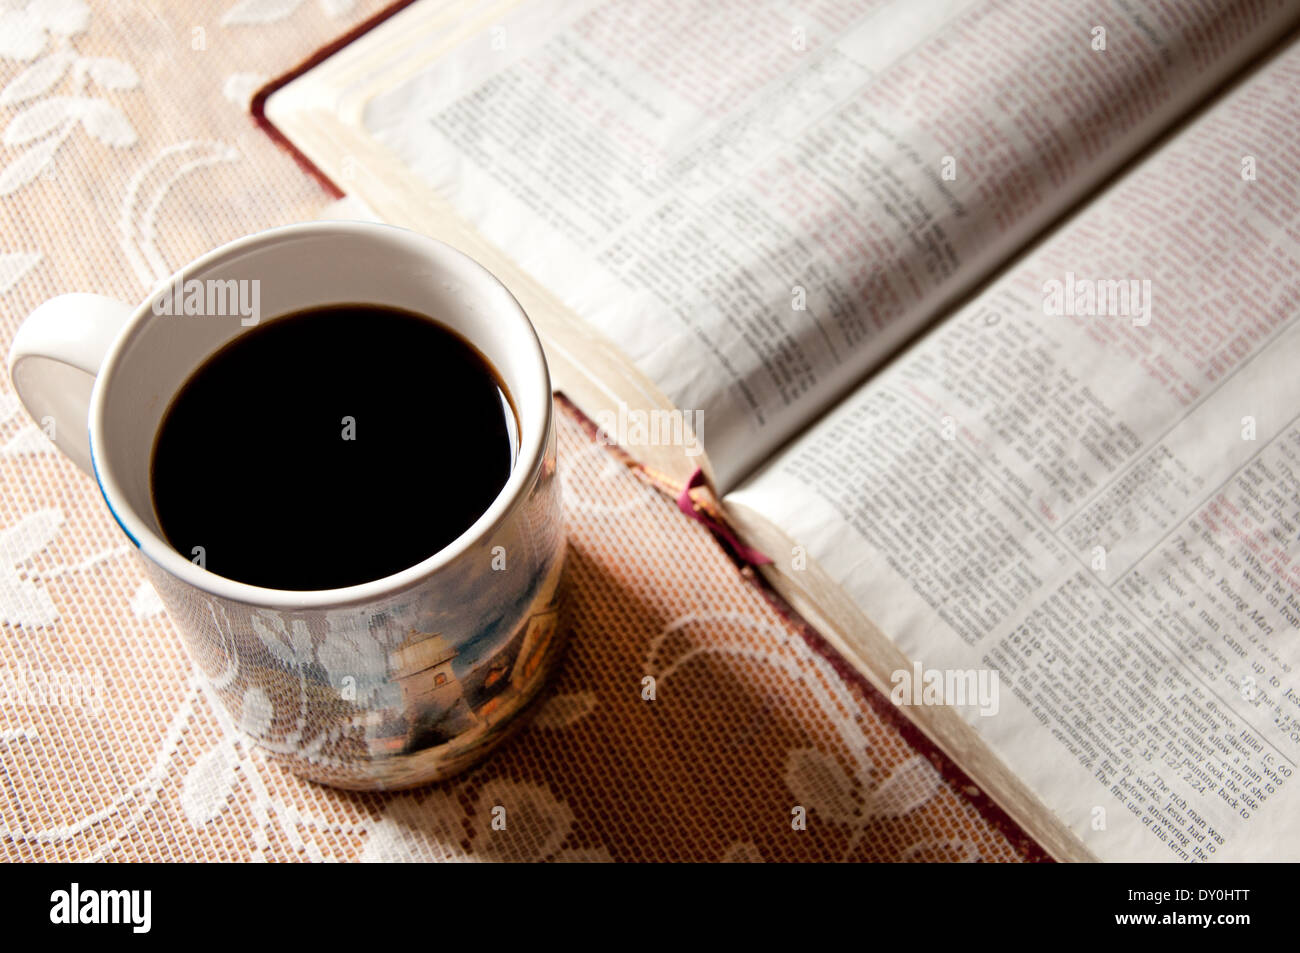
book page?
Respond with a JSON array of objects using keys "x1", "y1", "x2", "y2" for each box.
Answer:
[
  {"x1": 361, "y1": 0, "x2": 1297, "y2": 489},
  {"x1": 726, "y1": 40, "x2": 1300, "y2": 861}
]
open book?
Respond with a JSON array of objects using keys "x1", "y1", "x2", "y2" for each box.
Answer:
[{"x1": 265, "y1": 0, "x2": 1300, "y2": 861}]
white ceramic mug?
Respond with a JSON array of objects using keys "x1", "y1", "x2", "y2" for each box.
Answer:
[{"x1": 6, "y1": 221, "x2": 566, "y2": 790}]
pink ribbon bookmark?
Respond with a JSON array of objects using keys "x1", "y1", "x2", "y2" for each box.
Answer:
[{"x1": 676, "y1": 468, "x2": 773, "y2": 565}]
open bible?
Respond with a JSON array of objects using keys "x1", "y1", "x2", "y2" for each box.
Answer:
[{"x1": 265, "y1": 0, "x2": 1300, "y2": 861}]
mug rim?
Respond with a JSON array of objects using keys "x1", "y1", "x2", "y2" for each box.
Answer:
[{"x1": 88, "y1": 220, "x2": 552, "y2": 609}]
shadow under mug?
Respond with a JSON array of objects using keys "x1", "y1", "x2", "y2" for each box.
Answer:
[{"x1": 6, "y1": 221, "x2": 567, "y2": 790}]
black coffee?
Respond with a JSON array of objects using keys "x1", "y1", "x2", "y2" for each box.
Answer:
[{"x1": 151, "y1": 304, "x2": 516, "y2": 590}]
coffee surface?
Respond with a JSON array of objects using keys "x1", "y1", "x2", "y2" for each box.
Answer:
[{"x1": 151, "y1": 304, "x2": 516, "y2": 590}]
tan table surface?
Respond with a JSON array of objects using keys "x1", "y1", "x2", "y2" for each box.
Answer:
[{"x1": 0, "y1": 0, "x2": 1037, "y2": 862}]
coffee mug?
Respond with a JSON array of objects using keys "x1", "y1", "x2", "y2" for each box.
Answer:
[{"x1": 6, "y1": 221, "x2": 566, "y2": 790}]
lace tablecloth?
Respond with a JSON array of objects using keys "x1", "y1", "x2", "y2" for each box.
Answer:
[{"x1": 0, "y1": 0, "x2": 1039, "y2": 862}]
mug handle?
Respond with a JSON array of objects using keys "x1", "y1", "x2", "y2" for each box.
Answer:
[{"x1": 6, "y1": 293, "x2": 134, "y2": 476}]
